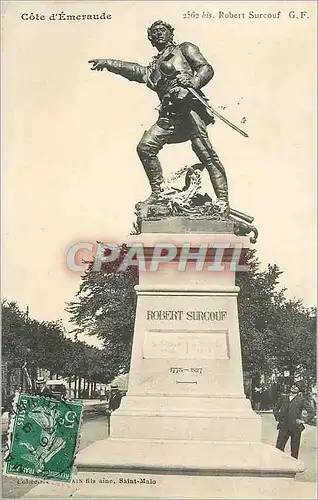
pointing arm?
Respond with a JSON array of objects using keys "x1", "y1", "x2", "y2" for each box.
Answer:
[{"x1": 88, "y1": 59, "x2": 147, "y2": 83}]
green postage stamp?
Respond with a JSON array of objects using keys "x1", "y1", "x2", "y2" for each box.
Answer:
[{"x1": 3, "y1": 393, "x2": 83, "y2": 482}]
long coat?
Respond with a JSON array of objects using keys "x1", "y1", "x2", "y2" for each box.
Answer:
[
  {"x1": 109, "y1": 391, "x2": 123, "y2": 412},
  {"x1": 273, "y1": 393, "x2": 315, "y2": 432}
]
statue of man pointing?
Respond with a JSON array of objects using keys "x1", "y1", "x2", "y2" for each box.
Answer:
[{"x1": 89, "y1": 20, "x2": 229, "y2": 216}]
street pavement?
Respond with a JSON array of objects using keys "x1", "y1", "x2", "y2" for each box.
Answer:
[
  {"x1": 261, "y1": 411, "x2": 316, "y2": 483},
  {"x1": 1, "y1": 410, "x2": 316, "y2": 498}
]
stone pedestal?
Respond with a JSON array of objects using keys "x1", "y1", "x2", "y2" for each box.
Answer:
[
  {"x1": 111, "y1": 230, "x2": 260, "y2": 444},
  {"x1": 25, "y1": 220, "x2": 306, "y2": 498}
]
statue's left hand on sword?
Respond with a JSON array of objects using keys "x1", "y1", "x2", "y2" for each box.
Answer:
[{"x1": 176, "y1": 73, "x2": 198, "y2": 89}]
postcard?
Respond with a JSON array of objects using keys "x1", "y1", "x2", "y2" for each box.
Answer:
[{"x1": 2, "y1": 1, "x2": 316, "y2": 499}]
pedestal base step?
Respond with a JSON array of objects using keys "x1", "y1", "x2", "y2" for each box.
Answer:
[
  {"x1": 75, "y1": 438, "x2": 303, "y2": 475},
  {"x1": 23, "y1": 439, "x2": 309, "y2": 499},
  {"x1": 23, "y1": 472, "x2": 316, "y2": 499}
]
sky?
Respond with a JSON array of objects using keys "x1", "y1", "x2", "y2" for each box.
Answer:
[{"x1": 2, "y1": 1, "x2": 317, "y2": 345}]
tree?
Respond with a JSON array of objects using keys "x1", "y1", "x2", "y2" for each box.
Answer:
[
  {"x1": 236, "y1": 250, "x2": 286, "y2": 374},
  {"x1": 266, "y1": 301, "x2": 316, "y2": 383},
  {"x1": 2, "y1": 301, "x2": 113, "y2": 396},
  {"x1": 68, "y1": 249, "x2": 316, "y2": 385},
  {"x1": 2, "y1": 301, "x2": 30, "y2": 368},
  {"x1": 67, "y1": 247, "x2": 138, "y2": 374},
  {"x1": 28, "y1": 319, "x2": 67, "y2": 378},
  {"x1": 236, "y1": 251, "x2": 316, "y2": 385}
]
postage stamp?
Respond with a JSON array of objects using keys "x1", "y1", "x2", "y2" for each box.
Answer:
[{"x1": 3, "y1": 393, "x2": 83, "y2": 482}]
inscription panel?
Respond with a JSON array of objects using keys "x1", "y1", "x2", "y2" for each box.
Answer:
[{"x1": 143, "y1": 330, "x2": 229, "y2": 360}]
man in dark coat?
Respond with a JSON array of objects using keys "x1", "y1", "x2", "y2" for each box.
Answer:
[
  {"x1": 34, "y1": 376, "x2": 48, "y2": 396},
  {"x1": 273, "y1": 380, "x2": 315, "y2": 459},
  {"x1": 108, "y1": 385, "x2": 123, "y2": 412}
]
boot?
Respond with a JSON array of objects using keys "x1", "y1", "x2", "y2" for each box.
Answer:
[
  {"x1": 143, "y1": 188, "x2": 163, "y2": 204},
  {"x1": 141, "y1": 157, "x2": 165, "y2": 204},
  {"x1": 206, "y1": 162, "x2": 230, "y2": 218},
  {"x1": 191, "y1": 136, "x2": 230, "y2": 217}
]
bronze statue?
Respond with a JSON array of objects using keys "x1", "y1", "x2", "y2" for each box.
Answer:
[{"x1": 89, "y1": 20, "x2": 232, "y2": 217}]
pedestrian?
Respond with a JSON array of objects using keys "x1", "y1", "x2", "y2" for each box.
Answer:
[
  {"x1": 105, "y1": 388, "x2": 110, "y2": 403},
  {"x1": 1, "y1": 390, "x2": 6, "y2": 414},
  {"x1": 34, "y1": 376, "x2": 47, "y2": 396},
  {"x1": 311, "y1": 385, "x2": 317, "y2": 410},
  {"x1": 273, "y1": 380, "x2": 315, "y2": 459},
  {"x1": 105, "y1": 384, "x2": 123, "y2": 437},
  {"x1": 268, "y1": 382, "x2": 279, "y2": 408},
  {"x1": 252, "y1": 384, "x2": 263, "y2": 412},
  {"x1": 4, "y1": 386, "x2": 20, "y2": 416},
  {"x1": 260, "y1": 385, "x2": 271, "y2": 411},
  {"x1": 109, "y1": 385, "x2": 123, "y2": 412}
]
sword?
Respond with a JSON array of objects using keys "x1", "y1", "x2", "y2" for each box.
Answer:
[
  {"x1": 159, "y1": 61, "x2": 249, "y2": 138},
  {"x1": 187, "y1": 87, "x2": 249, "y2": 138}
]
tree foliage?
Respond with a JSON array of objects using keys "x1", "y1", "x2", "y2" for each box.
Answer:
[
  {"x1": 68, "y1": 249, "x2": 316, "y2": 383},
  {"x1": 1, "y1": 301, "x2": 112, "y2": 389},
  {"x1": 67, "y1": 248, "x2": 138, "y2": 374},
  {"x1": 237, "y1": 250, "x2": 316, "y2": 380}
]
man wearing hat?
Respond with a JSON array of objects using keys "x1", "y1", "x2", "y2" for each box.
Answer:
[
  {"x1": 273, "y1": 380, "x2": 315, "y2": 459},
  {"x1": 109, "y1": 385, "x2": 123, "y2": 412},
  {"x1": 34, "y1": 376, "x2": 48, "y2": 396}
]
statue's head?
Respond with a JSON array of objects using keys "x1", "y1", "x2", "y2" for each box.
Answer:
[{"x1": 147, "y1": 20, "x2": 175, "y2": 50}]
